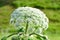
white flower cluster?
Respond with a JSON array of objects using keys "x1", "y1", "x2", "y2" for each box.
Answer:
[{"x1": 10, "y1": 7, "x2": 49, "y2": 33}]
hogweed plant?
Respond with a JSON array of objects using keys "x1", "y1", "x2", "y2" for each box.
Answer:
[{"x1": 1, "y1": 7, "x2": 49, "y2": 40}]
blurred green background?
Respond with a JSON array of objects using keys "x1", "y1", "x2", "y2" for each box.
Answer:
[{"x1": 0, "y1": 0, "x2": 60, "y2": 40}]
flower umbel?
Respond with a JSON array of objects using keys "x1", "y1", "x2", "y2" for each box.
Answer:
[{"x1": 10, "y1": 7, "x2": 49, "y2": 32}]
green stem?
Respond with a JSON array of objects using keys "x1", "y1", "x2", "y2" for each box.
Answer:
[
  {"x1": 7, "y1": 32, "x2": 19, "y2": 38},
  {"x1": 29, "y1": 33, "x2": 48, "y2": 40},
  {"x1": 24, "y1": 21, "x2": 29, "y2": 40},
  {"x1": 25, "y1": 21, "x2": 28, "y2": 34},
  {"x1": 7, "y1": 29, "x2": 22, "y2": 38}
]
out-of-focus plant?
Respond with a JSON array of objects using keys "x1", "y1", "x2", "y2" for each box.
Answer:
[
  {"x1": 1, "y1": 7, "x2": 49, "y2": 40},
  {"x1": 11, "y1": 0, "x2": 60, "y2": 9}
]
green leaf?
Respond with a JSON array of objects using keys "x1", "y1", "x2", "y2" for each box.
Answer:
[{"x1": 1, "y1": 37, "x2": 7, "y2": 40}]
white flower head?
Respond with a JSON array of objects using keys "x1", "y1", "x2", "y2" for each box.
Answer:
[{"x1": 10, "y1": 7, "x2": 49, "y2": 32}]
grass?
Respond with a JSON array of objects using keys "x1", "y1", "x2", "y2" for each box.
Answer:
[
  {"x1": 11, "y1": 0, "x2": 60, "y2": 9},
  {"x1": 0, "y1": 5, "x2": 14, "y2": 28}
]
